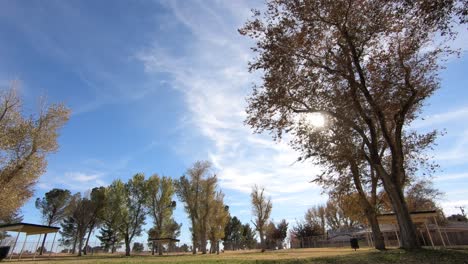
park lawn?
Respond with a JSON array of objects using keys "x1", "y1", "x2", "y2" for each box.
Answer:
[{"x1": 4, "y1": 248, "x2": 468, "y2": 264}]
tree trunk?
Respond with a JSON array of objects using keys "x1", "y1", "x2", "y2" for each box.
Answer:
[
  {"x1": 39, "y1": 233, "x2": 48, "y2": 255},
  {"x1": 211, "y1": 239, "x2": 216, "y2": 254},
  {"x1": 379, "y1": 167, "x2": 420, "y2": 249},
  {"x1": 350, "y1": 162, "x2": 385, "y2": 250},
  {"x1": 200, "y1": 232, "x2": 207, "y2": 254},
  {"x1": 158, "y1": 242, "x2": 163, "y2": 256},
  {"x1": 192, "y1": 235, "x2": 197, "y2": 254},
  {"x1": 259, "y1": 230, "x2": 265, "y2": 252},
  {"x1": 83, "y1": 224, "x2": 94, "y2": 255},
  {"x1": 125, "y1": 237, "x2": 131, "y2": 256},
  {"x1": 72, "y1": 236, "x2": 78, "y2": 255},
  {"x1": 366, "y1": 208, "x2": 386, "y2": 250},
  {"x1": 77, "y1": 233, "x2": 84, "y2": 256},
  {"x1": 151, "y1": 243, "x2": 155, "y2": 255}
]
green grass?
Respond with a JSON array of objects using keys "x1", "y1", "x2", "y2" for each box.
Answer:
[{"x1": 4, "y1": 248, "x2": 468, "y2": 264}]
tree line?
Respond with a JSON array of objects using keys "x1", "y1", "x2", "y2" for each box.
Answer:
[{"x1": 34, "y1": 161, "x2": 239, "y2": 256}]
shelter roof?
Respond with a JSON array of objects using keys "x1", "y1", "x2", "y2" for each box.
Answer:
[
  {"x1": 377, "y1": 210, "x2": 438, "y2": 224},
  {"x1": 0, "y1": 222, "x2": 59, "y2": 235}
]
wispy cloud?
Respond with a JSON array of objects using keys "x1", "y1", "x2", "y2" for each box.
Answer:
[
  {"x1": 434, "y1": 172, "x2": 468, "y2": 182},
  {"x1": 433, "y1": 129, "x2": 468, "y2": 164},
  {"x1": 38, "y1": 171, "x2": 107, "y2": 192},
  {"x1": 412, "y1": 107, "x2": 468, "y2": 129},
  {"x1": 137, "y1": 1, "x2": 324, "y2": 204}
]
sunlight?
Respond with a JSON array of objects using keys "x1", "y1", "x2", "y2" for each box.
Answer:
[{"x1": 303, "y1": 113, "x2": 325, "y2": 128}]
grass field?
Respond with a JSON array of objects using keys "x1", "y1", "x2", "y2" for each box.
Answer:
[{"x1": 3, "y1": 248, "x2": 468, "y2": 264}]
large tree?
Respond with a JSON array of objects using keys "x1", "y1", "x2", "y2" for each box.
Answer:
[
  {"x1": 100, "y1": 175, "x2": 148, "y2": 256},
  {"x1": 250, "y1": 185, "x2": 272, "y2": 252},
  {"x1": 305, "y1": 206, "x2": 326, "y2": 238},
  {"x1": 240, "y1": 0, "x2": 464, "y2": 249},
  {"x1": 82, "y1": 187, "x2": 106, "y2": 255},
  {"x1": 59, "y1": 193, "x2": 81, "y2": 254},
  {"x1": 120, "y1": 174, "x2": 148, "y2": 256},
  {"x1": 35, "y1": 188, "x2": 72, "y2": 255},
  {"x1": 73, "y1": 196, "x2": 94, "y2": 256},
  {"x1": 0, "y1": 85, "x2": 70, "y2": 221},
  {"x1": 175, "y1": 161, "x2": 217, "y2": 254},
  {"x1": 146, "y1": 174, "x2": 177, "y2": 255},
  {"x1": 98, "y1": 183, "x2": 125, "y2": 254}
]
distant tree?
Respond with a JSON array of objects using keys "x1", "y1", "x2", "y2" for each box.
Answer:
[
  {"x1": 240, "y1": 224, "x2": 257, "y2": 250},
  {"x1": 73, "y1": 197, "x2": 95, "y2": 256},
  {"x1": 179, "y1": 243, "x2": 189, "y2": 252},
  {"x1": 265, "y1": 219, "x2": 289, "y2": 249},
  {"x1": 275, "y1": 219, "x2": 288, "y2": 249},
  {"x1": 165, "y1": 219, "x2": 182, "y2": 250},
  {"x1": 0, "y1": 84, "x2": 70, "y2": 221},
  {"x1": 98, "y1": 181, "x2": 126, "y2": 253},
  {"x1": 132, "y1": 242, "x2": 144, "y2": 253},
  {"x1": 83, "y1": 187, "x2": 106, "y2": 255},
  {"x1": 59, "y1": 193, "x2": 81, "y2": 254},
  {"x1": 405, "y1": 180, "x2": 443, "y2": 212},
  {"x1": 35, "y1": 188, "x2": 72, "y2": 255},
  {"x1": 291, "y1": 221, "x2": 322, "y2": 248},
  {"x1": 146, "y1": 174, "x2": 177, "y2": 255},
  {"x1": 97, "y1": 224, "x2": 121, "y2": 253},
  {"x1": 250, "y1": 185, "x2": 272, "y2": 252},
  {"x1": 305, "y1": 206, "x2": 326, "y2": 238},
  {"x1": 240, "y1": 0, "x2": 465, "y2": 249},
  {"x1": 208, "y1": 192, "x2": 229, "y2": 254},
  {"x1": 175, "y1": 161, "x2": 217, "y2": 254},
  {"x1": 224, "y1": 216, "x2": 243, "y2": 250},
  {"x1": 379, "y1": 179, "x2": 443, "y2": 213},
  {"x1": 324, "y1": 198, "x2": 358, "y2": 231},
  {"x1": 120, "y1": 174, "x2": 148, "y2": 256}
]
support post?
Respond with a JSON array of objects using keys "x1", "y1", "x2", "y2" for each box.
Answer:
[
  {"x1": 19, "y1": 235, "x2": 28, "y2": 260},
  {"x1": 424, "y1": 221, "x2": 435, "y2": 249},
  {"x1": 444, "y1": 230, "x2": 451, "y2": 246},
  {"x1": 49, "y1": 232, "x2": 57, "y2": 257},
  {"x1": 394, "y1": 224, "x2": 400, "y2": 247},
  {"x1": 8, "y1": 231, "x2": 20, "y2": 260},
  {"x1": 420, "y1": 230, "x2": 426, "y2": 246},
  {"x1": 433, "y1": 216, "x2": 446, "y2": 247},
  {"x1": 33, "y1": 234, "x2": 42, "y2": 260}
]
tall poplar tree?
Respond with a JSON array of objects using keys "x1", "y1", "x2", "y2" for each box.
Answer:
[
  {"x1": 251, "y1": 185, "x2": 272, "y2": 252},
  {"x1": 146, "y1": 174, "x2": 177, "y2": 255}
]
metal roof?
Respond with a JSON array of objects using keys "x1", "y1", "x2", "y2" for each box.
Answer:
[
  {"x1": 376, "y1": 210, "x2": 438, "y2": 224},
  {"x1": 0, "y1": 222, "x2": 59, "y2": 235}
]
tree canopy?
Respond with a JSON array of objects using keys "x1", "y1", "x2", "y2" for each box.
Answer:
[
  {"x1": 240, "y1": 0, "x2": 465, "y2": 249},
  {"x1": 0, "y1": 85, "x2": 69, "y2": 221}
]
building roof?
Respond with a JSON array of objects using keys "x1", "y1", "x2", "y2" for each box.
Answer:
[
  {"x1": 377, "y1": 210, "x2": 438, "y2": 224},
  {"x1": 0, "y1": 222, "x2": 60, "y2": 235}
]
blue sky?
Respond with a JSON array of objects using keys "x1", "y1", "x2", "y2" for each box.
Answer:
[{"x1": 1, "y1": 0, "x2": 467, "y2": 246}]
